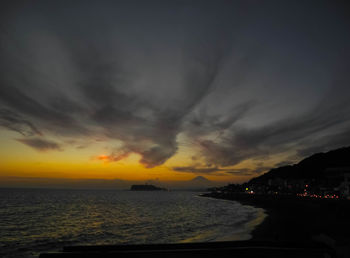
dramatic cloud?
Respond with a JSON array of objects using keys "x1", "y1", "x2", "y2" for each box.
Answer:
[
  {"x1": 17, "y1": 138, "x2": 61, "y2": 152},
  {"x1": 172, "y1": 166, "x2": 223, "y2": 174},
  {"x1": 0, "y1": 109, "x2": 41, "y2": 136},
  {"x1": 193, "y1": 71, "x2": 350, "y2": 169},
  {"x1": 0, "y1": 0, "x2": 350, "y2": 175},
  {"x1": 0, "y1": 0, "x2": 236, "y2": 168},
  {"x1": 274, "y1": 161, "x2": 294, "y2": 168},
  {"x1": 225, "y1": 169, "x2": 254, "y2": 176},
  {"x1": 172, "y1": 166, "x2": 260, "y2": 176}
]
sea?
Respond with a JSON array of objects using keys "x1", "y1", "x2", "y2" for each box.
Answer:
[{"x1": 0, "y1": 188, "x2": 266, "y2": 258}]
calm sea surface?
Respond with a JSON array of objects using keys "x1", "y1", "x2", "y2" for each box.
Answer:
[{"x1": 0, "y1": 188, "x2": 266, "y2": 258}]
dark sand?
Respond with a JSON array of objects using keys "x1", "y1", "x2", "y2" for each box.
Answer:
[{"x1": 202, "y1": 193, "x2": 350, "y2": 257}]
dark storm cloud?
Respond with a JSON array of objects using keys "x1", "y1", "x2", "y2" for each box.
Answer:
[
  {"x1": 172, "y1": 165, "x2": 267, "y2": 176},
  {"x1": 252, "y1": 165, "x2": 272, "y2": 174},
  {"x1": 1, "y1": 0, "x2": 350, "y2": 172},
  {"x1": 0, "y1": 85, "x2": 89, "y2": 137},
  {"x1": 173, "y1": 166, "x2": 222, "y2": 174},
  {"x1": 296, "y1": 127, "x2": 350, "y2": 158},
  {"x1": 274, "y1": 161, "x2": 294, "y2": 168},
  {"x1": 225, "y1": 169, "x2": 254, "y2": 176},
  {"x1": 17, "y1": 138, "x2": 61, "y2": 151},
  {"x1": 183, "y1": 101, "x2": 256, "y2": 139},
  {"x1": 172, "y1": 165, "x2": 255, "y2": 175},
  {"x1": 0, "y1": 0, "x2": 234, "y2": 168},
  {"x1": 73, "y1": 37, "x2": 228, "y2": 167},
  {"x1": 0, "y1": 109, "x2": 41, "y2": 136},
  {"x1": 195, "y1": 72, "x2": 350, "y2": 168}
]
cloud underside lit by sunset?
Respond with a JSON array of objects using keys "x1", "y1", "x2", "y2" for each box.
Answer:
[{"x1": 0, "y1": 0, "x2": 350, "y2": 184}]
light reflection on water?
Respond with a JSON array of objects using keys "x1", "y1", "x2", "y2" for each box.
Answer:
[{"x1": 0, "y1": 189, "x2": 265, "y2": 258}]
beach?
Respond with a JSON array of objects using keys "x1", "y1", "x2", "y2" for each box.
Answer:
[{"x1": 201, "y1": 192, "x2": 350, "y2": 257}]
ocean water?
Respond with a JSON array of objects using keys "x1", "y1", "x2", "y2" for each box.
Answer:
[{"x1": 0, "y1": 188, "x2": 266, "y2": 258}]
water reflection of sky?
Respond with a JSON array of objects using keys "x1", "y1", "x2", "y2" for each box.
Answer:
[{"x1": 0, "y1": 189, "x2": 264, "y2": 258}]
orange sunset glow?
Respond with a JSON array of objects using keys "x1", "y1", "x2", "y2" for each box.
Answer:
[
  {"x1": 1, "y1": 1, "x2": 350, "y2": 258},
  {"x1": 0, "y1": 128, "x2": 258, "y2": 185},
  {"x1": 1, "y1": 0, "x2": 349, "y2": 190}
]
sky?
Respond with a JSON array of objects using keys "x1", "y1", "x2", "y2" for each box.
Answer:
[{"x1": 0, "y1": 0, "x2": 350, "y2": 186}]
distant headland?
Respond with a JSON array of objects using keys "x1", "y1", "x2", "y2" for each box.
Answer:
[{"x1": 201, "y1": 146, "x2": 350, "y2": 249}]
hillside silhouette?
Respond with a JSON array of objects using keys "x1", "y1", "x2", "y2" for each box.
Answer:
[{"x1": 250, "y1": 146, "x2": 350, "y2": 183}]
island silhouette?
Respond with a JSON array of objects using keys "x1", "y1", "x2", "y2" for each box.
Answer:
[{"x1": 130, "y1": 184, "x2": 167, "y2": 191}]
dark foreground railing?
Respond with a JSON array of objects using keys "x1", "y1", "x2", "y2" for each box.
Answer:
[{"x1": 39, "y1": 241, "x2": 335, "y2": 258}]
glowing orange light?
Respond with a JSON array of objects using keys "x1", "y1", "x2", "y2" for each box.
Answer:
[
  {"x1": 97, "y1": 155, "x2": 111, "y2": 162},
  {"x1": 97, "y1": 155, "x2": 110, "y2": 161}
]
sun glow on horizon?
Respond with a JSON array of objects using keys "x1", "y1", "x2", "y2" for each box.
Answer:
[{"x1": 0, "y1": 126, "x2": 297, "y2": 186}]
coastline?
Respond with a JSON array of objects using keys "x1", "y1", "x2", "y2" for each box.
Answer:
[{"x1": 200, "y1": 193, "x2": 350, "y2": 245}]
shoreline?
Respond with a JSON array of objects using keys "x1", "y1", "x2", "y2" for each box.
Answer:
[{"x1": 200, "y1": 193, "x2": 350, "y2": 244}]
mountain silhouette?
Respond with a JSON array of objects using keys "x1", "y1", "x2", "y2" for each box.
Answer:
[
  {"x1": 169, "y1": 175, "x2": 215, "y2": 190},
  {"x1": 190, "y1": 176, "x2": 211, "y2": 183}
]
